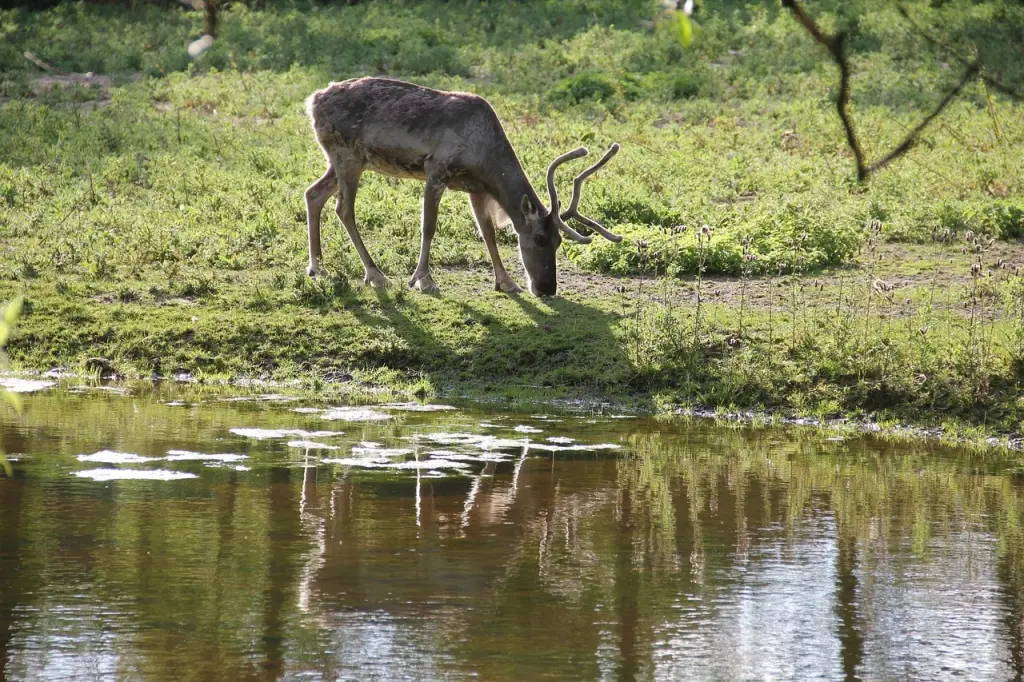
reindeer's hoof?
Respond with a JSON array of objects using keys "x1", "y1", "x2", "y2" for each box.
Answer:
[
  {"x1": 495, "y1": 278, "x2": 523, "y2": 294},
  {"x1": 411, "y1": 274, "x2": 440, "y2": 295},
  {"x1": 363, "y1": 269, "x2": 390, "y2": 290},
  {"x1": 306, "y1": 263, "x2": 319, "y2": 277}
]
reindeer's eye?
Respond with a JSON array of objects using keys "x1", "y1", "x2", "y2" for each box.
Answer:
[{"x1": 533, "y1": 232, "x2": 551, "y2": 248}]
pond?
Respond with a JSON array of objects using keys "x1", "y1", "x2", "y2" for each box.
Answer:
[{"x1": 1, "y1": 385, "x2": 1023, "y2": 680}]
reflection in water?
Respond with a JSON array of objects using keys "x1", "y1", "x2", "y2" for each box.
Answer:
[{"x1": 1, "y1": 388, "x2": 1023, "y2": 680}]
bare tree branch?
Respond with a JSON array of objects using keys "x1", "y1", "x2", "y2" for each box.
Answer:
[
  {"x1": 203, "y1": 0, "x2": 219, "y2": 38},
  {"x1": 781, "y1": 0, "x2": 983, "y2": 182}
]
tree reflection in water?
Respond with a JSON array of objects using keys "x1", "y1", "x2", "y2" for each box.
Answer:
[{"x1": 1, "y1": 394, "x2": 1023, "y2": 681}]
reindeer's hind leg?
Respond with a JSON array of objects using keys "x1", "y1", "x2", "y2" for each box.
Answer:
[
  {"x1": 304, "y1": 167, "x2": 337, "y2": 276},
  {"x1": 330, "y1": 152, "x2": 388, "y2": 289}
]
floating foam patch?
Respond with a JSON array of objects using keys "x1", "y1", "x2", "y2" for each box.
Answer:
[
  {"x1": 413, "y1": 433, "x2": 528, "y2": 450},
  {"x1": 383, "y1": 402, "x2": 458, "y2": 412},
  {"x1": 413, "y1": 432, "x2": 483, "y2": 445},
  {"x1": 390, "y1": 459, "x2": 470, "y2": 470},
  {"x1": 291, "y1": 407, "x2": 323, "y2": 414},
  {"x1": 424, "y1": 449, "x2": 462, "y2": 457},
  {"x1": 218, "y1": 394, "x2": 296, "y2": 403},
  {"x1": 320, "y1": 407, "x2": 391, "y2": 422},
  {"x1": 513, "y1": 425, "x2": 543, "y2": 434},
  {"x1": 546, "y1": 437, "x2": 576, "y2": 444},
  {"x1": 77, "y1": 450, "x2": 160, "y2": 464},
  {"x1": 74, "y1": 469, "x2": 198, "y2": 481},
  {"x1": 351, "y1": 446, "x2": 412, "y2": 458},
  {"x1": 286, "y1": 440, "x2": 340, "y2": 450},
  {"x1": 165, "y1": 450, "x2": 248, "y2": 462},
  {"x1": 432, "y1": 452, "x2": 513, "y2": 462},
  {"x1": 480, "y1": 438, "x2": 532, "y2": 450},
  {"x1": 230, "y1": 428, "x2": 344, "y2": 440},
  {"x1": 0, "y1": 378, "x2": 55, "y2": 393}
]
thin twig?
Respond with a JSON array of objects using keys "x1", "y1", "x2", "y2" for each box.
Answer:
[
  {"x1": 897, "y1": 5, "x2": 1022, "y2": 101},
  {"x1": 866, "y1": 63, "x2": 979, "y2": 176},
  {"x1": 23, "y1": 51, "x2": 61, "y2": 74}
]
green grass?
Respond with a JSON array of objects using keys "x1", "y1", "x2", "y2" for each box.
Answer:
[{"x1": 0, "y1": 0, "x2": 1023, "y2": 432}]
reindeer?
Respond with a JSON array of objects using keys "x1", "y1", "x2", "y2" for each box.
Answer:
[{"x1": 303, "y1": 77, "x2": 621, "y2": 296}]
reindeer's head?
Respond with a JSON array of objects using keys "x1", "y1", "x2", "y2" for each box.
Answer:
[
  {"x1": 517, "y1": 195, "x2": 562, "y2": 296},
  {"x1": 516, "y1": 144, "x2": 623, "y2": 297}
]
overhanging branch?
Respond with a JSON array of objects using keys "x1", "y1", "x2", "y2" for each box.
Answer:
[{"x1": 781, "y1": 0, "x2": 983, "y2": 182}]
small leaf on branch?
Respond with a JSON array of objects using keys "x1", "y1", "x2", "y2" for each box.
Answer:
[
  {"x1": 2, "y1": 297, "x2": 22, "y2": 328},
  {"x1": 677, "y1": 11, "x2": 694, "y2": 46}
]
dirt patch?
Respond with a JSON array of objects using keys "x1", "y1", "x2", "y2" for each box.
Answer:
[
  {"x1": 553, "y1": 241, "x2": 1024, "y2": 319},
  {"x1": 30, "y1": 72, "x2": 112, "y2": 97},
  {"x1": 0, "y1": 57, "x2": 142, "y2": 109}
]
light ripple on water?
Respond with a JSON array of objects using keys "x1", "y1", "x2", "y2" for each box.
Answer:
[
  {"x1": 73, "y1": 469, "x2": 198, "y2": 481},
  {"x1": 322, "y1": 458, "x2": 470, "y2": 470},
  {"x1": 230, "y1": 428, "x2": 345, "y2": 439},
  {"x1": 165, "y1": 450, "x2": 248, "y2": 462},
  {"x1": 528, "y1": 442, "x2": 622, "y2": 452}
]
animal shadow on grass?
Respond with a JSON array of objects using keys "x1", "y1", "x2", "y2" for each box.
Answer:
[{"x1": 343, "y1": 277, "x2": 631, "y2": 394}]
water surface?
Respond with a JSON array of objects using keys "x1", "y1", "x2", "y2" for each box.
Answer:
[{"x1": 2, "y1": 386, "x2": 1023, "y2": 680}]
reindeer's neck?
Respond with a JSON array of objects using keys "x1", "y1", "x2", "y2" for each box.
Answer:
[{"x1": 483, "y1": 144, "x2": 546, "y2": 229}]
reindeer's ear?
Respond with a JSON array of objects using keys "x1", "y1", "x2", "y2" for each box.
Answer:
[{"x1": 520, "y1": 195, "x2": 540, "y2": 222}]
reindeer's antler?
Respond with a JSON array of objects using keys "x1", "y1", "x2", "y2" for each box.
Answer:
[
  {"x1": 545, "y1": 148, "x2": 592, "y2": 244},
  {"x1": 545, "y1": 144, "x2": 622, "y2": 244},
  {"x1": 560, "y1": 143, "x2": 621, "y2": 243}
]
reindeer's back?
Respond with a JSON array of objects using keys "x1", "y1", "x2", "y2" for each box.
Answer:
[{"x1": 308, "y1": 77, "x2": 497, "y2": 145}]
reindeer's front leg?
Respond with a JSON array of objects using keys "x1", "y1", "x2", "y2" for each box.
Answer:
[
  {"x1": 470, "y1": 193, "x2": 522, "y2": 294},
  {"x1": 409, "y1": 176, "x2": 444, "y2": 294}
]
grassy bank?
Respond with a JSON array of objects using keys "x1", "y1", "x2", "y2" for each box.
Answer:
[{"x1": 1, "y1": 0, "x2": 1022, "y2": 432}]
